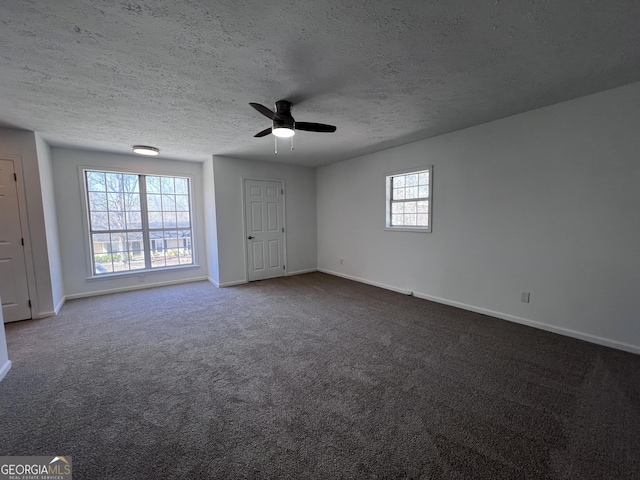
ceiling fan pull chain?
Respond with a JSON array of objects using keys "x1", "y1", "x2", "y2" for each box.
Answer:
[
  {"x1": 291, "y1": 135, "x2": 294, "y2": 151},
  {"x1": 274, "y1": 136, "x2": 277, "y2": 155}
]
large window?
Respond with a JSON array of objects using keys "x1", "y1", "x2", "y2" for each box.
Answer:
[
  {"x1": 385, "y1": 166, "x2": 432, "y2": 232},
  {"x1": 84, "y1": 170, "x2": 193, "y2": 276}
]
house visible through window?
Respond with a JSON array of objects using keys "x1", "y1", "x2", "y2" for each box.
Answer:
[
  {"x1": 385, "y1": 166, "x2": 432, "y2": 232},
  {"x1": 85, "y1": 170, "x2": 193, "y2": 275}
]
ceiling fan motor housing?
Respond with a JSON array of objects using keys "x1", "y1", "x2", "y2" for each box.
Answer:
[{"x1": 273, "y1": 100, "x2": 295, "y2": 130}]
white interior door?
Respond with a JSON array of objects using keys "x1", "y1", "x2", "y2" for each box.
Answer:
[
  {"x1": 244, "y1": 179, "x2": 285, "y2": 282},
  {"x1": 0, "y1": 159, "x2": 31, "y2": 322}
]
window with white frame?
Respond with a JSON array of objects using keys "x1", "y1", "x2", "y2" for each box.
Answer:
[
  {"x1": 385, "y1": 166, "x2": 432, "y2": 232},
  {"x1": 84, "y1": 170, "x2": 193, "y2": 275}
]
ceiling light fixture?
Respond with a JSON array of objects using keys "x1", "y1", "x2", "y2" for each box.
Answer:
[
  {"x1": 272, "y1": 127, "x2": 295, "y2": 138},
  {"x1": 132, "y1": 145, "x2": 160, "y2": 156}
]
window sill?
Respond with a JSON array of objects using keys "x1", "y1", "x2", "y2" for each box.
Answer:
[
  {"x1": 86, "y1": 264, "x2": 200, "y2": 281},
  {"x1": 384, "y1": 227, "x2": 431, "y2": 233}
]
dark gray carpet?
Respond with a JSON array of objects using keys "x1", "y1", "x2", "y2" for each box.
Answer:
[{"x1": 1, "y1": 272, "x2": 638, "y2": 479}]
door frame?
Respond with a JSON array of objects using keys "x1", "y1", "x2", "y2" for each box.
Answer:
[
  {"x1": 0, "y1": 154, "x2": 36, "y2": 320},
  {"x1": 241, "y1": 177, "x2": 287, "y2": 282}
]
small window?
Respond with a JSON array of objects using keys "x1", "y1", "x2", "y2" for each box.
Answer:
[
  {"x1": 385, "y1": 166, "x2": 432, "y2": 232},
  {"x1": 84, "y1": 170, "x2": 194, "y2": 276}
]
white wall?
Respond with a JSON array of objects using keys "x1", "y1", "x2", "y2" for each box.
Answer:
[
  {"x1": 51, "y1": 147, "x2": 209, "y2": 297},
  {"x1": 35, "y1": 133, "x2": 65, "y2": 313},
  {"x1": 0, "y1": 294, "x2": 10, "y2": 382},
  {"x1": 0, "y1": 128, "x2": 55, "y2": 318},
  {"x1": 213, "y1": 155, "x2": 317, "y2": 286},
  {"x1": 317, "y1": 82, "x2": 640, "y2": 353}
]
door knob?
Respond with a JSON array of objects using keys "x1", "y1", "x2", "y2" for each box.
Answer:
[{"x1": 247, "y1": 236, "x2": 254, "y2": 239}]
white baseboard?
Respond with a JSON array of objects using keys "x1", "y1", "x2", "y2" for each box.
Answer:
[
  {"x1": 0, "y1": 360, "x2": 11, "y2": 383},
  {"x1": 208, "y1": 277, "x2": 220, "y2": 288},
  {"x1": 65, "y1": 276, "x2": 209, "y2": 300},
  {"x1": 318, "y1": 269, "x2": 413, "y2": 295},
  {"x1": 286, "y1": 268, "x2": 318, "y2": 276},
  {"x1": 319, "y1": 270, "x2": 640, "y2": 355},
  {"x1": 218, "y1": 280, "x2": 248, "y2": 287},
  {"x1": 216, "y1": 270, "x2": 317, "y2": 287},
  {"x1": 412, "y1": 291, "x2": 640, "y2": 355}
]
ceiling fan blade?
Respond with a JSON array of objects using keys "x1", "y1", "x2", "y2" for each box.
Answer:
[
  {"x1": 295, "y1": 122, "x2": 337, "y2": 133},
  {"x1": 249, "y1": 103, "x2": 275, "y2": 120},
  {"x1": 254, "y1": 127, "x2": 272, "y2": 138}
]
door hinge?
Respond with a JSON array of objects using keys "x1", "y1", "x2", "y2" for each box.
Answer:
[
  {"x1": 283, "y1": 265, "x2": 285, "y2": 270},
  {"x1": 21, "y1": 238, "x2": 24, "y2": 246},
  {"x1": 28, "y1": 300, "x2": 31, "y2": 308},
  {"x1": 281, "y1": 189, "x2": 284, "y2": 194},
  {"x1": 282, "y1": 227, "x2": 284, "y2": 233},
  {"x1": 14, "y1": 173, "x2": 17, "y2": 181}
]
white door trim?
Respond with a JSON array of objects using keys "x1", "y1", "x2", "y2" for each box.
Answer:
[{"x1": 241, "y1": 177, "x2": 287, "y2": 282}]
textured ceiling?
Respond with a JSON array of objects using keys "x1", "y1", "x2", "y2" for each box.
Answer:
[{"x1": 1, "y1": 1, "x2": 640, "y2": 167}]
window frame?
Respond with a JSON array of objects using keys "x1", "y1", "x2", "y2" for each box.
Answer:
[
  {"x1": 385, "y1": 165, "x2": 433, "y2": 233},
  {"x1": 80, "y1": 166, "x2": 196, "y2": 279}
]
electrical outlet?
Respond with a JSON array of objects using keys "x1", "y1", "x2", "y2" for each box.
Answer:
[
  {"x1": 521, "y1": 292, "x2": 530, "y2": 303},
  {"x1": 339, "y1": 258, "x2": 344, "y2": 265}
]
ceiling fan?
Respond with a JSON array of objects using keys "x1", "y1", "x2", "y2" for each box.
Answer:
[{"x1": 249, "y1": 100, "x2": 337, "y2": 139}]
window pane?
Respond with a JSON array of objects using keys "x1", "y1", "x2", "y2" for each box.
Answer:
[
  {"x1": 392, "y1": 176, "x2": 405, "y2": 188},
  {"x1": 105, "y1": 173, "x2": 122, "y2": 192},
  {"x1": 175, "y1": 195, "x2": 189, "y2": 211},
  {"x1": 161, "y1": 177, "x2": 175, "y2": 194},
  {"x1": 90, "y1": 212, "x2": 109, "y2": 231},
  {"x1": 92, "y1": 233, "x2": 110, "y2": 244},
  {"x1": 94, "y1": 255, "x2": 113, "y2": 274},
  {"x1": 418, "y1": 186, "x2": 429, "y2": 198},
  {"x1": 162, "y1": 194, "x2": 176, "y2": 211},
  {"x1": 393, "y1": 188, "x2": 405, "y2": 200},
  {"x1": 123, "y1": 232, "x2": 145, "y2": 271},
  {"x1": 177, "y1": 230, "x2": 193, "y2": 265},
  {"x1": 175, "y1": 178, "x2": 189, "y2": 195},
  {"x1": 417, "y1": 214, "x2": 429, "y2": 226},
  {"x1": 405, "y1": 174, "x2": 418, "y2": 187},
  {"x1": 163, "y1": 211, "x2": 177, "y2": 229},
  {"x1": 391, "y1": 202, "x2": 403, "y2": 214},
  {"x1": 150, "y1": 231, "x2": 178, "y2": 268},
  {"x1": 165, "y1": 231, "x2": 180, "y2": 266},
  {"x1": 147, "y1": 194, "x2": 162, "y2": 211},
  {"x1": 125, "y1": 193, "x2": 141, "y2": 211},
  {"x1": 87, "y1": 171, "x2": 106, "y2": 191},
  {"x1": 146, "y1": 176, "x2": 161, "y2": 194},
  {"x1": 418, "y1": 172, "x2": 429, "y2": 185},
  {"x1": 403, "y1": 214, "x2": 417, "y2": 226},
  {"x1": 148, "y1": 211, "x2": 162, "y2": 228},
  {"x1": 107, "y1": 193, "x2": 123, "y2": 212},
  {"x1": 405, "y1": 187, "x2": 418, "y2": 199},
  {"x1": 122, "y1": 174, "x2": 140, "y2": 194},
  {"x1": 89, "y1": 192, "x2": 107, "y2": 211},
  {"x1": 392, "y1": 214, "x2": 403, "y2": 225},
  {"x1": 126, "y1": 211, "x2": 142, "y2": 229},
  {"x1": 417, "y1": 201, "x2": 429, "y2": 213},
  {"x1": 177, "y1": 211, "x2": 191, "y2": 228},
  {"x1": 108, "y1": 233, "x2": 123, "y2": 253},
  {"x1": 108, "y1": 211, "x2": 126, "y2": 231},
  {"x1": 405, "y1": 201, "x2": 416, "y2": 213}
]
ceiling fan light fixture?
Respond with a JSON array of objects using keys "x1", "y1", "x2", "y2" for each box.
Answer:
[
  {"x1": 272, "y1": 127, "x2": 295, "y2": 138},
  {"x1": 132, "y1": 145, "x2": 160, "y2": 156}
]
